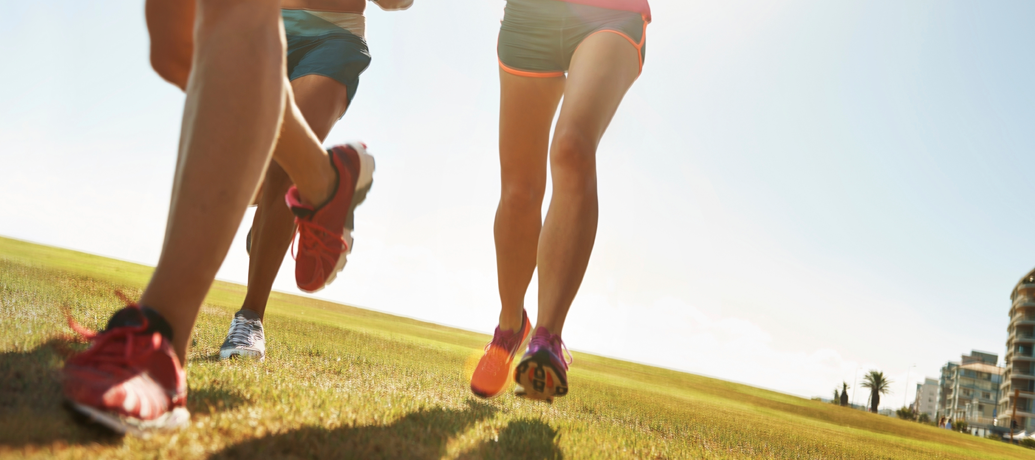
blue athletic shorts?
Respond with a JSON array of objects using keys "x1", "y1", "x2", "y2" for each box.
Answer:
[{"x1": 282, "y1": 9, "x2": 371, "y2": 111}]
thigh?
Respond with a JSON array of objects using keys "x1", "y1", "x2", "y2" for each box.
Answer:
[
  {"x1": 498, "y1": 69, "x2": 566, "y2": 189},
  {"x1": 554, "y1": 31, "x2": 640, "y2": 149},
  {"x1": 497, "y1": 0, "x2": 567, "y2": 77},
  {"x1": 290, "y1": 75, "x2": 351, "y2": 140}
]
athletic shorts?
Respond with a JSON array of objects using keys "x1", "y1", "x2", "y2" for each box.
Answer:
[
  {"x1": 498, "y1": 0, "x2": 647, "y2": 77},
  {"x1": 282, "y1": 9, "x2": 372, "y2": 110}
]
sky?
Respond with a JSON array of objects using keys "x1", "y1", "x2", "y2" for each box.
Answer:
[{"x1": 1, "y1": 0, "x2": 1033, "y2": 409}]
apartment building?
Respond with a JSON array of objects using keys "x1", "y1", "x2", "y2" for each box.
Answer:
[
  {"x1": 998, "y1": 268, "x2": 1035, "y2": 432},
  {"x1": 936, "y1": 351, "x2": 1001, "y2": 436},
  {"x1": 913, "y1": 377, "x2": 938, "y2": 421}
]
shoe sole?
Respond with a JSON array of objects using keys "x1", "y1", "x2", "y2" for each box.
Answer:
[
  {"x1": 66, "y1": 401, "x2": 190, "y2": 438},
  {"x1": 470, "y1": 325, "x2": 533, "y2": 399},
  {"x1": 219, "y1": 347, "x2": 265, "y2": 362},
  {"x1": 514, "y1": 349, "x2": 568, "y2": 403},
  {"x1": 305, "y1": 142, "x2": 375, "y2": 293}
]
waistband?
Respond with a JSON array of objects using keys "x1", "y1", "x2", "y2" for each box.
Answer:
[{"x1": 282, "y1": 9, "x2": 365, "y2": 39}]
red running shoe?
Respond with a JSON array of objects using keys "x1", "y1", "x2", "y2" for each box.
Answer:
[
  {"x1": 514, "y1": 328, "x2": 572, "y2": 403},
  {"x1": 286, "y1": 142, "x2": 375, "y2": 293},
  {"x1": 63, "y1": 303, "x2": 189, "y2": 437}
]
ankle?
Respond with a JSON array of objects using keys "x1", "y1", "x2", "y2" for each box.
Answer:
[
  {"x1": 498, "y1": 309, "x2": 524, "y2": 332},
  {"x1": 297, "y1": 155, "x2": 339, "y2": 208}
]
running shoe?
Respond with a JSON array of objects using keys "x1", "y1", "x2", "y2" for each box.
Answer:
[
  {"x1": 219, "y1": 309, "x2": 266, "y2": 361},
  {"x1": 514, "y1": 328, "x2": 572, "y2": 403},
  {"x1": 63, "y1": 303, "x2": 189, "y2": 437},
  {"x1": 470, "y1": 310, "x2": 531, "y2": 398},
  {"x1": 286, "y1": 142, "x2": 374, "y2": 293}
]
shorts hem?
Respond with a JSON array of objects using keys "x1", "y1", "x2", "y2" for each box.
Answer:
[{"x1": 498, "y1": 60, "x2": 565, "y2": 78}]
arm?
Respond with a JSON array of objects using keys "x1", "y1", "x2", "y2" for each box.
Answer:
[{"x1": 371, "y1": 0, "x2": 413, "y2": 11}]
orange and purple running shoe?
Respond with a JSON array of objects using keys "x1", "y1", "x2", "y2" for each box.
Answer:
[
  {"x1": 286, "y1": 142, "x2": 375, "y2": 293},
  {"x1": 63, "y1": 303, "x2": 189, "y2": 437},
  {"x1": 514, "y1": 328, "x2": 572, "y2": 403},
  {"x1": 470, "y1": 310, "x2": 532, "y2": 398}
]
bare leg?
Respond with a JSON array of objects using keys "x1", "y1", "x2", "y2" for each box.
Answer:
[
  {"x1": 147, "y1": 0, "x2": 336, "y2": 209},
  {"x1": 139, "y1": 0, "x2": 286, "y2": 363},
  {"x1": 535, "y1": 32, "x2": 640, "y2": 337},
  {"x1": 242, "y1": 75, "x2": 350, "y2": 319},
  {"x1": 495, "y1": 70, "x2": 565, "y2": 332}
]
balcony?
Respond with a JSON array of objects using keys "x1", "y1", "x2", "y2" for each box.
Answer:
[
  {"x1": 1013, "y1": 314, "x2": 1035, "y2": 325},
  {"x1": 1013, "y1": 347, "x2": 1035, "y2": 361},
  {"x1": 1012, "y1": 330, "x2": 1035, "y2": 343}
]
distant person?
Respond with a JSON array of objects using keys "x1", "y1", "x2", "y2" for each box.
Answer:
[
  {"x1": 61, "y1": 0, "x2": 410, "y2": 436},
  {"x1": 469, "y1": 0, "x2": 650, "y2": 402},
  {"x1": 217, "y1": 0, "x2": 414, "y2": 362}
]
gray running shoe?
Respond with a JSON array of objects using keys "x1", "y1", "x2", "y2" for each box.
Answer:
[{"x1": 219, "y1": 310, "x2": 265, "y2": 361}]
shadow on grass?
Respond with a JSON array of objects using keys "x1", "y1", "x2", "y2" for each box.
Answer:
[
  {"x1": 212, "y1": 399, "x2": 499, "y2": 460},
  {"x1": 0, "y1": 338, "x2": 122, "y2": 447},
  {"x1": 0, "y1": 337, "x2": 251, "y2": 448},
  {"x1": 459, "y1": 418, "x2": 563, "y2": 460},
  {"x1": 187, "y1": 385, "x2": 250, "y2": 416}
]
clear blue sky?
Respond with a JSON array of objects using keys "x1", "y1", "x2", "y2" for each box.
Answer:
[{"x1": 1, "y1": 0, "x2": 1033, "y2": 408}]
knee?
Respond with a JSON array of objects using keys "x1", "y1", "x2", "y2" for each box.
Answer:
[
  {"x1": 500, "y1": 181, "x2": 546, "y2": 211},
  {"x1": 550, "y1": 130, "x2": 597, "y2": 188},
  {"x1": 264, "y1": 162, "x2": 294, "y2": 195}
]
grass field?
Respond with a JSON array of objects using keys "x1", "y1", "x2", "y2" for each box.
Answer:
[{"x1": 0, "y1": 236, "x2": 1031, "y2": 459}]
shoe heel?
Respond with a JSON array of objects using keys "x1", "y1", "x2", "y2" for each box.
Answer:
[{"x1": 349, "y1": 142, "x2": 375, "y2": 192}]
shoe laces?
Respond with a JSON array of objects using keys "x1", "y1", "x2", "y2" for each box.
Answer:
[
  {"x1": 66, "y1": 295, "x2": 164, "y2": 378},
  {"x1": 226, "y1": 316, "x2": 264, "y2": 347},
  {"x1": 290, "y1": 218, "x2": 347, "y2": 264},
  {"x1": 484, "y1": 326, "x2": 521, "y2": 354},
  {"x1": 529, "y1": 330, "x2": 573, "y2": 369}
]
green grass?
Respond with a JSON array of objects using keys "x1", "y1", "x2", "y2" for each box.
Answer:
[{"x1": 0, "y1": 235, "x2": 1030, "y2": 459}]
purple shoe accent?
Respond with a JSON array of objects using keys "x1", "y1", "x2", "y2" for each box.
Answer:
[
  {"x1": 486, "y1": 311, "x2": 529, "y2": 359},
  {"x1": 525, "y1": 328, "x2": 572, "y2": 371}
]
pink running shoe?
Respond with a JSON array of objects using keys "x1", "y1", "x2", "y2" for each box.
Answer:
[
  {"x1": 514, "y1": 328, "x2": 572, "y2": 403},
  {"x1": 286, "y1": 142, "x2": 375, "y2": 293},
  {"x1": 63, "y1": 303, "x2": 189, "y2": 437}
]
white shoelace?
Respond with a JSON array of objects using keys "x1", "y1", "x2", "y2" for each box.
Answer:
[{"x1": 226, "y1": 316, "x2": 264, "y2": 348}]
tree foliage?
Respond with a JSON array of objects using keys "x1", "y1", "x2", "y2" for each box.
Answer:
[
  {"x1": 860, "y1": 370, "x2": 892, "y2": 413},
  {"x1": 895, "y1": 406, "x2": 915, "y2": 421}
]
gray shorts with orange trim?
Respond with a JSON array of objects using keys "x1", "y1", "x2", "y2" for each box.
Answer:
[{"x1": 498, "y1": 0, "x2": 647, "y2": 77}]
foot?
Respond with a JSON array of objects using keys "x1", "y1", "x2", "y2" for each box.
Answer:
[
  {"x1": 63, "y1": 304, "x2": 189, "y2": 437},
  {"x1": 514, "y1": 328, "x2": 572, "y2": 403},
  {"x1": 286, "y1": 142, "x2": 375, "y2": 293},
  {"x1": 219, "y1": 309, "x2": 266, "y2": 361},
  {"x1": 470, "y1": 310, "x2": 531, "y2": 398}
]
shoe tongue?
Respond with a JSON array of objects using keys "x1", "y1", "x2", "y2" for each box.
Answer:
[
  {"x1": 235, "y1": 309, "x2": 261, "y2": 321},
  {"x1": 104, "y1": 306, "x2": 174, "y2": 341}
]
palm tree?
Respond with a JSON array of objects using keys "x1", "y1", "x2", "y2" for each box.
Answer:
[
  {"x1": 840, "y1": 382, "x2": 849, "y2": 407},
  {"x1": 860, "y1": 370, "x2": 892, "y2": 413}
]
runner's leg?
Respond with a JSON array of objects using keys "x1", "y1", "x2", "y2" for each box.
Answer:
[
  {"x1": 242, "y1": 75, "x2": 350, "y2": 318},
  {"x1": 139, "y1": 0, "x2": 286, "y2": 363},
  {"x1": 495, "y1": 70, "x2": 564, "y2": 332},
  {"x1": 534, "y1": 32, "x2": 640, "y2": 337},
  {"x1": 147, "y1": 0, "x2": 336, "y2": 210}
]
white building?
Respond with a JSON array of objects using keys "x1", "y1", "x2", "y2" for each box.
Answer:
[{"x1": 914, "y1": 378, "x2": 938, "y2": 421}]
